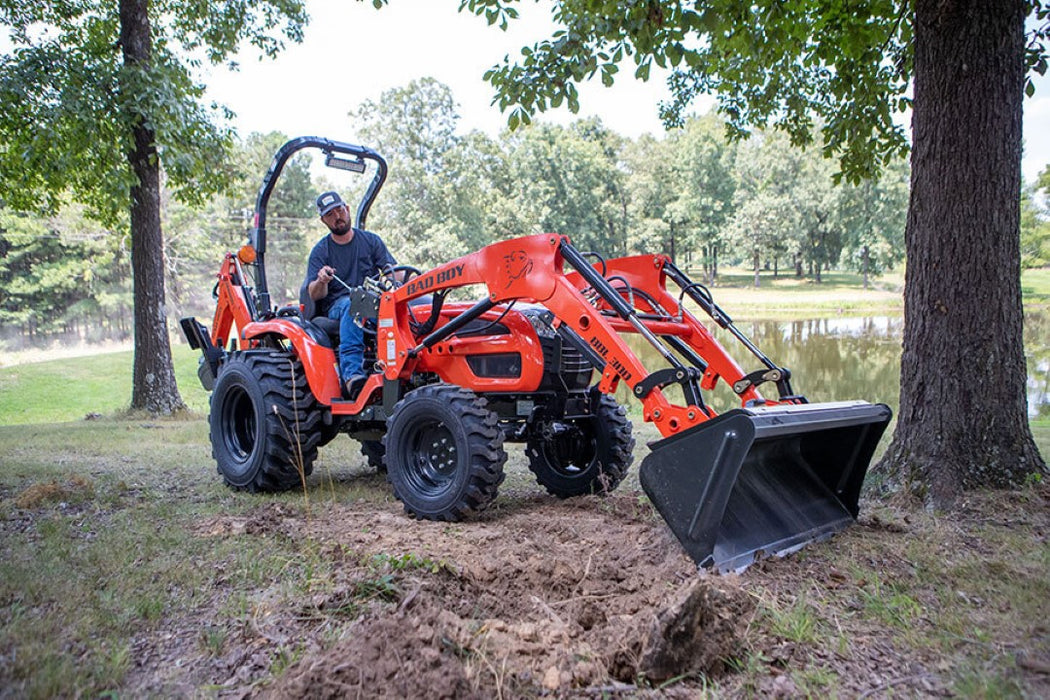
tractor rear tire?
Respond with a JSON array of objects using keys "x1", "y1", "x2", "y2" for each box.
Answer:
[
  {"x1": 210, "y1": 351, "x2": 322, "y2": 492},
  {"x1": 525, "y1": 394, "x2": 635, "y2": 498},
  {"x1": 384, "y1": 384, "x2": 506, "y2": 520}
]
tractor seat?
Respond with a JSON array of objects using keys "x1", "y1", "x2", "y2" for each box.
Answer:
[
  {"x1": 299, "y1": 281, "x2": 341, "y2": 347},
  {"x1": 296, "y1": 280, "x2": 434, "y2": 349}
]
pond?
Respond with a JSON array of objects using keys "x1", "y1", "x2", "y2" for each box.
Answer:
[{"x1": 619, "y1": 310, "x2": 1050, "y2": 420}]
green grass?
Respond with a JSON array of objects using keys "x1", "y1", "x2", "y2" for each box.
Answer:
[
  {"x1": 1021, "y1": 266, "x2": 1050, "y2": 303},
  {"x1": 0, "y1": 344, "x2": 210, "y2": 424},
  {"x1": 0, "y1": 418, "x2": 408, "y2": 697},
  {"x1": 678, "y1": 264, "x2": 1048, "y2": 319}
]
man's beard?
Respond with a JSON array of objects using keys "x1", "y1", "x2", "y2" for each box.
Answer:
[{"x1": 328, "y1": 221, "x2": 353, "y2": 236}]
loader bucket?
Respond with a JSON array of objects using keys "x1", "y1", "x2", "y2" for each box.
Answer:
[{"x1": 639, "y1": 401, "x2": 892, "y2": 572}]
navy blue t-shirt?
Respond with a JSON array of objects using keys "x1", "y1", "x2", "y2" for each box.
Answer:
[{"x1": 306, "y1": 228, "x2": 396, "y2": 314}]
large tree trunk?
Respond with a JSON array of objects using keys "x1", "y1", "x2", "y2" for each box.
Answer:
[
  {"x1": 120, "y1": 0, "x2": 185, "y2": 414},
  {"x1": 876, "y1": 0, "x2": 1045, "y2": 504}
]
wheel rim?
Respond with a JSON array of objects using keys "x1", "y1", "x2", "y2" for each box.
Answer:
[
  {"x1": 541, "y1": 422, "x2": 598, "y2": 477},
  {"x1": 220, "y1": 385, "x2": 257, "y2": 470},
  {"x1": 403, "y1": 419, "x2": 459, "y2": 497}
]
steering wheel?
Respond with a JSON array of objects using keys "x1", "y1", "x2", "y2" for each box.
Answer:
[{"x1": 366, "y1": 264, "x2": 423, "y2": 291}]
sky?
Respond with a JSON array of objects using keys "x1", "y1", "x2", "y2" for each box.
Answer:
[{"x1": 204, "y1": 0, "x2": 1050, "y2": 184}]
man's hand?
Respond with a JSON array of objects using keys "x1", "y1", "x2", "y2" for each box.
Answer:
[{"x1": 308, "y1": 266, "x2": 335, "y2": 301}]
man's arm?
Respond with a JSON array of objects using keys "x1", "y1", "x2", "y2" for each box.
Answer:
[
  {"x1": 308, "y1": 266, "x2": 335, "y2": 301},
  {"x1": 305, "y1": 245, "x2": 333, "y2": 301}
]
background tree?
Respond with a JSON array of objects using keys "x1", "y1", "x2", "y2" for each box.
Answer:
[
  {"x1": 1021, "y1": 165, "x2": 1050, "y2": 268},
  {"x1": 0, "y1": 0, "x2": 308, "y2": 413},
  {"x1": 0, "y1": 207, "x2": 127, "y2": 341},
  {"x1": 839, "y1": 158, "x2": 909, "y2": 288},
  {"x1": 725, "y1": 135, "x2": 802, "y2": 287},
  {"x1": 622, "y1": 134, "x2": 677, "y2": 256},
  {"x1": 503, "y1": 119, "x2": 627, "y2": 253},
  {"x1": 430, "y1": 0, "x2": 1049, "y2": 501},
  {"x1": 353, "y1": 78, "x2": 492, "y2": 267},
  {"x1": 665, "y1": 116, "x2": 737, "y2": 279}
]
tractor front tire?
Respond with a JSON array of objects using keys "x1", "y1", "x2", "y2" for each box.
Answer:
[
  {"x1": 525, "y1": 394, "x2": 635, "y2": 498},
  {"x1": 384, "y1": 385, "x2": 506, "y2": 520},
  {"x1": 210, "y1": 351, "x2": 321, "y2": 492}
]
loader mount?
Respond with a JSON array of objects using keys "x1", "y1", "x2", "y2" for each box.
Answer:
[{"x1": 182, "y1": 136, "x2": 891, "y2": 571}]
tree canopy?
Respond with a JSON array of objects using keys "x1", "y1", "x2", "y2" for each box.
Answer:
[
  {"x1": 0, "y1": 0, "x2": 307, "y2": 222},
  {"x1": 0, "y1": 0, "x2": 309, "y2": 413},
  {"x1": 441, "y1": 0, "x2": 1048, "y2": 184}
]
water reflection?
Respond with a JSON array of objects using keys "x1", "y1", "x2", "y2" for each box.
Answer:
[{"x1": 622, "y1": 311, "x2": 1049, "y2": 419}]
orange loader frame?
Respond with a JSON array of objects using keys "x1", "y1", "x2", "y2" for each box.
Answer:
[{"x1": 202, "y1": 233, "x2": 798, "y2": 435}]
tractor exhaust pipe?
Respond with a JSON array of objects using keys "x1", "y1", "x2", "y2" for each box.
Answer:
[{"x1": 639, "y1": 401, "x2": 892, "y2": 571}]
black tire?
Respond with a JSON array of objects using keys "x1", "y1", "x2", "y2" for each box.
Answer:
[
  {"x1": 384, "y1": 385, "x2": 506, "y2": 520},
  {"x1": 209, "y1": 351, "x2": 322, "y2": 492},
  {"x1": 317, "y1": 417, "x2": 343, "y2": 448},
  {"x1": 525, "y1": 394, "x2": 635, "y2": 498},
  {"x1": 360, "y1": 439, "x2": 386, "y2": 472}
]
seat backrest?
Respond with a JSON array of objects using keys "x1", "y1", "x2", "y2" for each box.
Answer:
[
  {"x1": 299, "y1": 279, "x2": 341, "y2": 343},
  {"x1": 299, "y1": 280, "x2": 318, "y2": 320}
]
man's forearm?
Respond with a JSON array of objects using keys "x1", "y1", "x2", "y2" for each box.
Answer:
[{"x1": 308, "y1": 279, "x2": 328, "y2": 301}]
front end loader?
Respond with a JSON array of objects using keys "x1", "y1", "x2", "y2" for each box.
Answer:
[{"x1": 182, "y1": 136, "x2": 891, "y2": 571}]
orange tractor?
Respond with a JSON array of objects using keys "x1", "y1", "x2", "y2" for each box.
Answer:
[{"x1": 182, "y1": 137, "x2": 891, "y2": 571}]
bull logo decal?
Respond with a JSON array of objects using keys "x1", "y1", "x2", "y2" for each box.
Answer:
[{"x1": 502, "y1": 250, "x2": 533, "y2": 289}]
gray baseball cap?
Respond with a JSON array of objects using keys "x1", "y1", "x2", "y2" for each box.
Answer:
[{"x1": 316, "y1": 191, "x2": 346, "y2": 217}]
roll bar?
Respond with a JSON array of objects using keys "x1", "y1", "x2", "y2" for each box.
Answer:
[{"x1": 248, "y1": 136, "x2": 388, "y2": 312}]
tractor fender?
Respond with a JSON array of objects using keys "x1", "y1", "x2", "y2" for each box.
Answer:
[{"x1": 242, "y1": 318, "x2": 342, "y2": 404}]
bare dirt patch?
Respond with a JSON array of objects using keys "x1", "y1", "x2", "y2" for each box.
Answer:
[
  {"x1": 186, "y1": 494, "x2": 755, "y2": 698},
  {"x1": 121, "y1": 481, "x2": 1050, "y2": 698}
]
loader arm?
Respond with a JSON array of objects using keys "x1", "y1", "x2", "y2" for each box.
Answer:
[{"x1": 380, "y1": 234, "x2": 773, "y2": 438}]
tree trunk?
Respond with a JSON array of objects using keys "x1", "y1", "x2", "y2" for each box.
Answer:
[
  {"x1": 752, "y1": 249, "x2": 760, "y2": 288},
  {"x1": 862, "y1": 244, "x2": 870, "y2": 290},
  {"x1": 876, "y1": 0, "x2": 1045, "y2": 503},
  {"x1": 120, "y1": 0, "x2": 185, "y2": 414}
]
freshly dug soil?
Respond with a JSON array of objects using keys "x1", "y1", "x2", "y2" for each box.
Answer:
[{"x1": 117, "y1": 478, "x2": 1049, "y2": 698}]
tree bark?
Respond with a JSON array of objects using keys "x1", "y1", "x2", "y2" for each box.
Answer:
[
  {"x1": 876, "y1": 0, "x2": 1045, "y2": 503},
  {"x1": 120, "y1": 0, "x2": 185, "y2": 414}
]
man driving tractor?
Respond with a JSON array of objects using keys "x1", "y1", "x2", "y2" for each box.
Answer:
[{"x1": 305, "y1": 190, "x2": 398, "y2": 398}]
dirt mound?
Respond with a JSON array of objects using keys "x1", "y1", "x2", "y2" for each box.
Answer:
[
  {"x1": 264, "y1": 494, "x2": 754, "y2": 696},
  {"x1": 265, "y1": 596, "x2": 481, "y2": 699}
]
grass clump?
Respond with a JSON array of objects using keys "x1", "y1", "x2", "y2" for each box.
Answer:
[{"x1": 14, "y1": 474, "x2": 95, "y2": 509}]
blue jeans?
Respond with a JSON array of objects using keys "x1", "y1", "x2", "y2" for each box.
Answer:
[{"x1": 326, "y1": 296, "x2": 365, "y2": 383}]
